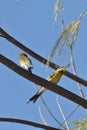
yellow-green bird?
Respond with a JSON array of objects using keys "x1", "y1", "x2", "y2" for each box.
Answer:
[
  {"x1": 19, "y1": 53, "x2": 33, "y2": 74},
  {"x1": 28, "y1": 65, "x2": 68, "y2": 103}
]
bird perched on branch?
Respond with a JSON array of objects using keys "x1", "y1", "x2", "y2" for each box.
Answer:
[
  {"x1": 27, "y1": 65, "x2": 69, "y2": 103},
  {"x1": 19, "y1": 53, "x2": 33, "y2": 74}
]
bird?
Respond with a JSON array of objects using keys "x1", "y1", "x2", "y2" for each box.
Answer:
[
  {"x1": 27, "y1": 65, "x2": 69, "y2": 103},
  {"x1": 19, "y1": 53, "x2": 33, "y2": 74}
]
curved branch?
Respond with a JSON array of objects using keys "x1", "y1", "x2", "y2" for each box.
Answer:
[
  {"x1": 69, "y1": 46, "x2": 85, "y2": 98},
  {"x1": 0, "y1": 117, "x2": 59, "y2": 130},
  {"x1": 56, "y1": 96, "x2": 69, "y2": 130},
  {"x1": 0, "y1": 27, "x2": 87, "y2": 87},
  {"x1": 0, "y1": 54, "x2": 87, "y2": 108},
  {"x1": 35, "y1": 86, "x2": 64, "y2": 128},
  {"x1": 38, "y1": 106, "x2": 48, "y2": 126},
  {"x1": 40, "y1": 96, "x2": 63, "y2": 127}
]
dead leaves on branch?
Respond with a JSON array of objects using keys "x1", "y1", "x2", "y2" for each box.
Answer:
[{"x1": 47, "y1": 8, "x2": 87, "y2": 66}]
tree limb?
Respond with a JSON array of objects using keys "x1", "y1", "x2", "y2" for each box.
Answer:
[
  {"x1": 0, "y1": 117, "x2": 59, "y2": 130},
  {"x1": 0, "y1": 27, "x2": 87, "y2": 87},
  {"x1": 0, "y1": 54, "x2": 87, "y2": 108}
]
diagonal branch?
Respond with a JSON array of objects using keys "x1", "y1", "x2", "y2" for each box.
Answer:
[
  {"x1": 0, "y1": 117, "x2": 59, "y2": 130},
  {"x1": 0, "y1": 28, "x2": 87, "y2": 87},
  {"x1": 0, "y1": 54, "x2": 87, "y2": 108},
  {"x1": 40, "y1": 96, "x2": 62, "y2": 125}
]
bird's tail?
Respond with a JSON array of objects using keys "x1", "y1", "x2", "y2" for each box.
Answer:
[{"x1": 27, "y1": 92, "x2": 42, "y2": 103}]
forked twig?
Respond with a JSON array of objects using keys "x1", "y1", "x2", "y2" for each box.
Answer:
[{"x1": 58, "y1": 105, "x2": 79, "y2": 129}]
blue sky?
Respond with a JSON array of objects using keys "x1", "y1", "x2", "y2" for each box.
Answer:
[{"x1": 0, "y1": 0, "x2": 87, "y2": 130}]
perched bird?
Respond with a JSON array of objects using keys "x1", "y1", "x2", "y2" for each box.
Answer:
[
  {"x1": 28, "y1": 65, "x2": 68, "y2": 103},
  {"x1": 19, "y1": 53, "x2": 33, "y2": 74}
]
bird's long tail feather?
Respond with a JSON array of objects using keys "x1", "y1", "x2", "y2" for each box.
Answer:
[{"x1": 27, "y1": 92, "x2": 42, "y2": 103}]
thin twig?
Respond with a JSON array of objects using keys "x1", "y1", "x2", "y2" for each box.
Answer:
[
  {"x1": 62, "y1": 17, "x2": 85, "y2": 98},
  {"x1": 34, "y1": 85, "x2": 64, "y2": 128},
  {"x1": 38, "y1": 105, "x2": 48, "y2": 126},
  {"x1": 58, "y1": 105, "x2": 79, "y2": 129},
  {"x1": 56, "y1": 95, "x2": 70, "y2": 130},
  {"x1": 38, "y1": 97, "x2": 67, "y2": 129},
  {"x1": 69, "y1": 46, "x2": 85, "y2": 98},
  {"x1": 40, "y1": 96, "x2": 66, "y2": 129}
]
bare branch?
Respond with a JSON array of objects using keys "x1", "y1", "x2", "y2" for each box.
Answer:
[
  {"x1": 56, "y1": 96, "x2": 69, "y2": 130},
  {"x1": 38, "y1": 106, "x2": 48, "y2": 126},
  {"x1": 59, "y1": 105, "x2": 79, "y2": 129},
  {"x1": 0, "y1": 28, "x2": 87, "y2": 87},
  {"x1": 0, "y1": 117, "x2": 59, "y2": 130},
  {"x1": 40, "y1": 96, "x2": 64, "y2": 127},
  {"x1": 69, "y1": 46, "x2": 85, "y2": 98},
  {"x1": 35, "y1": 86, "x2": 64, "y2": 128},
  {"x1": 0, "y1": 54, "x2": 87, "y2": 108}
]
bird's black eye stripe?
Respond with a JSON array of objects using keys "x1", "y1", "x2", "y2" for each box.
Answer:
[{"x1": 23, "y1": 54, "x2": 28, "y2": 57}]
